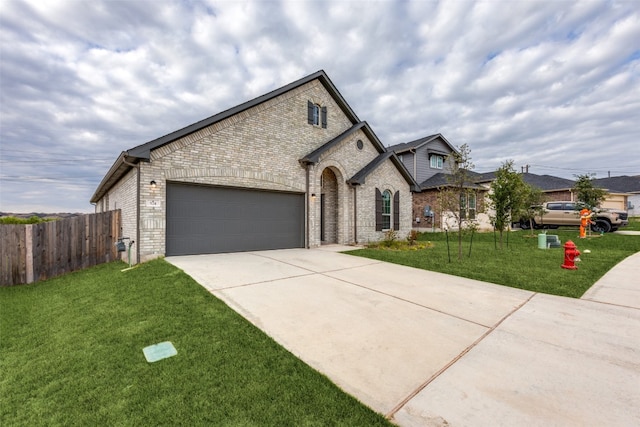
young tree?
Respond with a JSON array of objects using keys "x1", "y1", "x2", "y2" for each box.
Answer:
[
  {"x1": 437, "y1": 144, "x2": 476, "y2": 260},
  {"x1": 573, "y1": 174, "x2": 607, "y2": 209},
  {"x1": 487, "y1": 160, "x2": 526, "y2": 248},
  {"x1": 516, "y1": 184, "x2": 545, "y2": 236}
]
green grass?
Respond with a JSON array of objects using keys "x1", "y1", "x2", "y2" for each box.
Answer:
[
  {"x1": 0, "y1": 215, "x2": 56, "y2": 224},
  {"x1": 0, "y1": 260, "x2": 391, "y2": 426},
  {"x1": 625, "y1": 216, "x2": 640, "y2": 231},
  {"x1": 348, "y1": 228, "x2": 640, "y2": 298}
]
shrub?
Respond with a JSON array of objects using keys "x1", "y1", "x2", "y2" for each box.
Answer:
[
  {"x1": 0, "y1": 216, "x2": 51, "y2": 225},
  {"x1": 406, "y1": 230, "x2": 418, "y2": 245},
  {"x1": 382, "y1": 229, "x2": 398, "y2": 247}
]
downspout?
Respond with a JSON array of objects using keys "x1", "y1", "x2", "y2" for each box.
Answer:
[
  {"x1": 122, "y1": 157, "x2": 140, "y2": 264},
  {"x1": 305, "y1": 163, "x2": 310, "y2": 249},
  {"x1": 352, "y1": 184, "x2": 358, "y2": 244}
]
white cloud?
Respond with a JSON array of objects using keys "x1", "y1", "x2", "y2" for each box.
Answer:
[{"x1": 1, "y1": 0, "x2": 639, "y2": 212}]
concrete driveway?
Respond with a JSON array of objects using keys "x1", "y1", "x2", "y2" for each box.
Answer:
[{"x1": 167, "y1": 246, "x2": 640, "y2": 426}]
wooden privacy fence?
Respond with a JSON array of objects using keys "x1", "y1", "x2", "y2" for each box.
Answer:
[{"x1": 0, "y1": 210, "x2": 121, "y2": 286}]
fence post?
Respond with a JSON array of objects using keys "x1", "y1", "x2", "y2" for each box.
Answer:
[{"x1": 25, "y1": 224, "x2": 34, "y2": 284}]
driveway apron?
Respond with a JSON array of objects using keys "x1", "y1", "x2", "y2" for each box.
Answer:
[{"x1": 167, "y1": 247, "x2": 640, "y2": 426}]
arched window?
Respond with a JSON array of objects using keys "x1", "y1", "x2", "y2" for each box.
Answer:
[
  {"x1": 376, "y1": 188, "x2": 400, "y2": 231},
  {"x1": 382, "y1": 190, "x2": 391, "y2": 230}
]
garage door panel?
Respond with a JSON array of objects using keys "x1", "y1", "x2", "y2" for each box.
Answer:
[{"x1": 166, "y1": 183, "x2": 304, "y2": 256}]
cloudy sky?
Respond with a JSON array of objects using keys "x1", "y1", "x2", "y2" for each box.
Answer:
[{"x1": 1, "y1": 0, "x2": 639, "y2": 212}]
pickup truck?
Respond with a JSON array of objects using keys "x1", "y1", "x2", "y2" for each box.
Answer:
[{"x1": 520, "y1": 201, "x2": 628, "y2": 233}]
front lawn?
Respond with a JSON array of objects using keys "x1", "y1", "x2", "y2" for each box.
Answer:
[
  {"x1": 347, "y1": 228, "x2": 640, "y2": 298},
  {"x1": 0, "y1": 260, "x2": 391, "y2": 426},
  {"x1": 625, "y1": 216, "x2": 640, "y2": 231}
]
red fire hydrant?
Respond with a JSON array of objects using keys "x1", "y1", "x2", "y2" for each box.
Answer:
[{"x1": 561, "y1": 240, "x2": 581, "y2": 270}]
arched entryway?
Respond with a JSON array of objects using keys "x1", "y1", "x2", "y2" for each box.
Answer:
[{"x1": 320, "y1": 168, "x2": 339, "y2": 244}]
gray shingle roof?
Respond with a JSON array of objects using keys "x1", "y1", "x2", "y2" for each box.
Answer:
[
  {"x1": 593, "y1": 176, "x2": 640, "y2": 193},
  {"x1": 91, "y1": 70, "x2": 358, "y2": 203},
  {"x1": 387, "y1": 134, "x2": 438, "y2": 153},
  {"x1": 127, "y1": 70, "x2": 359, "y2": 160},
  {"x1": 521, "y1": 173, "x2": 574, "y2": 191},
  {"x1": 474, "y1": 172, "x2": 574, "y2": 191},
  {"x1": 387, "y1": 133, "x2": 458, "y2": 155},
  {"x1": 419, "y1": 171, "x2": 485, "y2": 190}
]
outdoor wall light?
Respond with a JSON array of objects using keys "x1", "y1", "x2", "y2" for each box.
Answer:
[
  {"x1": 311, "y1": 193, "x2": 317, "y2": 199},
  {"x1": 150, "y1": 180, "x2": 157, "y2": 189}
]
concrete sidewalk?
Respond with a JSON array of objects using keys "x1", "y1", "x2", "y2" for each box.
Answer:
[
  {"x1": 582, "y1": 251, "x2": 640, "y2": 309},
  {"x1": 167, "y1": 246, "x2": 640, "y2": 426}
]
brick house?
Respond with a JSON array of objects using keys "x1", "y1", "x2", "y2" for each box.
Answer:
[
  {"x1": 389, "y1": 134, "x2": 488, "y2": 230},
  {"x1": 91, "y1": 71, "x2": 418, "y2": 263}
]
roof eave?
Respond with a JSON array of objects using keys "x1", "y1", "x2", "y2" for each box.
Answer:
[{"x1": 90, "y1": 152, "x2": 141, "y2": 203}]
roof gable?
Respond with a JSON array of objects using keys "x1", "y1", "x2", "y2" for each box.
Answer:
[
  {"x1": 388, "y1": 133, "x2": 458, "y2": 156},
  {"x1": 347, "y1": 152, "x2": 419, "y2": 191},
  {"x1": 299, "y1": 122, "x2": 384, "y2": 165},
  {"x1": 91, "y1": 70, "x2": 360, "y2": 203},
  {"x1": 127, "y1": 70, "x2": 359, "y2": 160}
]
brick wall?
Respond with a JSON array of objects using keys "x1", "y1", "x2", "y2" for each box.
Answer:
[
  {"x1": 308, "y1": 127, "x2": 413, "y2": 246},
  {"x1": 96, "y1": 168, "x2": 138, "y2": 263},
  {"x1": 354, "y1": 160, "x2": 413, "y2": 244},
  {"x1": 99, "y1": 79, "x2": 412, "y2": 259}
]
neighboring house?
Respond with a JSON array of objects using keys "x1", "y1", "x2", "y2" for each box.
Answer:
[
  {"x1": 593, "y1": 175, "x2": 640, "y2": 216},
  {"x1": 389, "y1": 134, "x2": 489, "y2": 230},
  {"x1": 475, "y1": 172, "x2": 575, "y2": 200},
  {"x1": 474, "y1": 172, "x2": 576, "y2": 230},
  {"x1": 475, "y1": 172, "x2": 635, "y2": 226},
  {"x1": 91, "y1": 70, "x2": 418, "y2": 263}
]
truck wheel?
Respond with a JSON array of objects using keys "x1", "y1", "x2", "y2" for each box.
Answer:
[
  {"x1": 591, "y1": 219, "x2": 611, "y2": 233},
  {"x1": 520, "y1": 220, "x2": 530, "y2": 230}
]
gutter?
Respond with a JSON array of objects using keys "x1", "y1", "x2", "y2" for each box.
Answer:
[{"x1": 305, "y1": 163, "x2": 310, "y2": 248}]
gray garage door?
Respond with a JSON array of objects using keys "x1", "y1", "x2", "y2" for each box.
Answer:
[{"x1": 166, "y1": 182, "x2": 305, "y2": 256}]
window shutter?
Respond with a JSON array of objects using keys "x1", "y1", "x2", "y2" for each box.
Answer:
[
  {"x1": 307, "y1": 101, "x2": 314, "y2": 124},
  {"x1": 393, "y1": 191, "x2": 400, "y2": 230},
  {"x1": 321, "y1": 106, "x2": 327, "y2": 128},
  {"x1": 375, "y1": 188, "x2": 383, "y2": 231}
]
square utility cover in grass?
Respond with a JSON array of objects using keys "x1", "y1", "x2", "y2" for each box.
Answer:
[
  {"x1": 143, "y1": 341, "x2": 177, "y2": 363},
  {"x1": 0, "y1": 260, "x2": 391, "y2": 427}
]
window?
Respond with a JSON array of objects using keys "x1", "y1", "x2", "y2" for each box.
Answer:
[
  {"x1": 376, "y1": 188, "x2": 400, "y2": 231},
  {"x1": 382, "y1": 190, "x2": 391, "y2": 230},
  {"x1": 460, "y1": 192, "x2": 476, "y2": 220},
  {"x1": 430, "y1": 154, "x2": 444, "y2": 169},
  {"x1": 307, "y1": 101, "x2": 327, "y2": 128}
]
